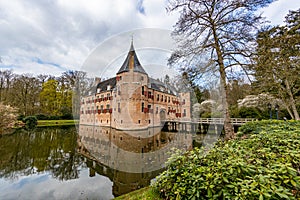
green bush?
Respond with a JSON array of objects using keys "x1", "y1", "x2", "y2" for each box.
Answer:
[
  {"x1": 238, "y1": 107, "x2": 262, "y2": 119},
  {"x1": 48, "y1": 115, "x2": 60, "y2": 120},
  {"x1": 17, "y1": 114, "x2": 25, "y2": 121},
  {"x1": 238, "y1": 120, "x2": 300, "y2": 136},
  {"x1": 154, "y1": 121, "x2": 300, "y2": 199},
  {"x1": 35, "y1": 114, "x2": 49, "y2": 120},
  {"x1": 23, "y1": 116, "x2": 38, "y2": 129},
  {"x1": 231, "y1": 106, "x2": 263, "y2": 119}
]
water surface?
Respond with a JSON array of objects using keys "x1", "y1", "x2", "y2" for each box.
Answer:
[{"x1": 0, "y1": 125, "x2": 214, "y2": 199}]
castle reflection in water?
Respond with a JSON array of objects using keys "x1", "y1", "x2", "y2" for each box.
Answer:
[{"x1": 77, "y1": 125, "x2": 193, "y2": 196}]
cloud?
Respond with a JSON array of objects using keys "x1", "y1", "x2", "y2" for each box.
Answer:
[
  {"x1": 0, "y1": 0, "x2": 176, "y2": 76},
  {"x1": 260, "y1": 0, "x2": 300, "y2": 25},
  {"x1": 0, "y1": 170, "x2": 114, "y2": 200},
  {"x1": 0, "y1": 0, "x2": 298, "y2": 77}
]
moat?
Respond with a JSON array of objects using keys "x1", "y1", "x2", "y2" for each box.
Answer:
[{"x1": 0, "y1": 125, "x2": 219, "y2": 199}]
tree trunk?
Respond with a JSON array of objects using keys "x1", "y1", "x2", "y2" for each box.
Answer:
[
  {"x1": 286, "y1": 104, "x2": 295, "y2": 120},
  {"x1": 212, "y1": 28, "x2": 234, "y2": 139},
  {"x1": 285, "y1": 79, "x2": 300, "y2": 120}
]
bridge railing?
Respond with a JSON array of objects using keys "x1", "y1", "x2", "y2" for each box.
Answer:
[{"x1": 191, "y1": 118, "x2": 256, "y2": 125}]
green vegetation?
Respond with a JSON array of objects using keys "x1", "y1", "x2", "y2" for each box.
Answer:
[
  {"x1": 0, "y1": 70, "x2": 92, "y2": 118},
  {"x1": 114, "y1": 187, "x2": 162, "y2": 200},
  {"x1": 37, "y1": 120, "x2": 78, "y2": 127},
  {"x1": 23, "y1": 116, "x2": 38, "y2": 129},
  {"x1": 0, "y1": 126, "x2": 80, "y2": 181},
  {"x1": 153, "y1": 121, "x2": 300, "y2": 199}
]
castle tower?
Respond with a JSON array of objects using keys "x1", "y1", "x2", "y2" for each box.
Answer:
[{"x1": 113, "y1": 41, "x2": 150, "y2": 130}]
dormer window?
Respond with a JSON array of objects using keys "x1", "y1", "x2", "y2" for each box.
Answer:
[
  {"x1": 97, "y1": 88, "x2": 101, "y2": 93},
  {"x1": 107, "y1": 85, "x2": 111, "y2": 90}
]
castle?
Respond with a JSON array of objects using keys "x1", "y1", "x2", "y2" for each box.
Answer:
[{"x1": 79, "y1": 41, "x2": 191, "y2": 130}]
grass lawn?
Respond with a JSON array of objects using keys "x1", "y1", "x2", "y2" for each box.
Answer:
[
  {"x1": 113, "y1": 187, "x2": 162, "y2": 200},
  {"x1": 37, "y1": 119, "x2": 79, "y2": 127}
]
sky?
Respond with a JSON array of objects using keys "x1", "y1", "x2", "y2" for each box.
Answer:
[{"x1": 0, "y1": 0, "x2": 299, "y2": 78}]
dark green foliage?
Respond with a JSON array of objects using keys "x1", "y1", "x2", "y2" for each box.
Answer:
[
  {"x1": 60, "y1": 113, "x2": 73, "y2": 120},
  {"x1": 238, "y1": 120, "x2": 300, "y2": 136},
  {"x1": 35, "y1": 114, "x2": 73, "y2": 120},
  {"x1": 230, "y1": 106, "x2": 292, "y2": 120},
  {"x1": 35, "y1": 114, "x2": 49, "y2": 120},
  {"x1": 17, "y1": 114, "x2": 25, "y2": 121},
  {"x1": 154, "y1": 121, "x2": 300, "y2": 199},
  {"x1": 23, "y1": 116, "x2": 38, "y2": 129},
  {"x1": 235, "y1": 107, "x2": 262, "y2": 119},
  {"x1": 48, "y1": 115, "x2": 61, "y2": 120}
]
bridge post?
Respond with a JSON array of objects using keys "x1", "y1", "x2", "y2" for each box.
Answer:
[
  {"x1": 203, "y1": 124, "x2": 208, "y2": 134},
  {"x1": 198, "y1": 123, "x2": 202, "y2": 134},
  {"x1": 233, "y1": 125, "x2": 239, "y2": 133},
  {"x1": 214, "y1": 124, "x2": 218, "y2": 134}
]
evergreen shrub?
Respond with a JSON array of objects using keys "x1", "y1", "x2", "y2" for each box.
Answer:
[
  {"x1": 154, "y1": 121, "x2": 300, "y2": 199},
  {"x1": 23, "y1": 116, "x2": 38, "y2": 129}
]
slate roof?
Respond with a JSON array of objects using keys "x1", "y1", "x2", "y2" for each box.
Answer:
[
  {"x1": 96, "y1": 77, "x2": 116, "y2": 92},
  {"x1": 117, "y1": 41, "x2": 147, "y2": 75},
  {"x1": 92, "y1": 41, "x2": 177, "y2": 96},
  {"x1": 149, "y1": 78, "x2": 177, "y2": 95}
]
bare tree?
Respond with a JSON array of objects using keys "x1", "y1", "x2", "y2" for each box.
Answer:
[
  {"x1": 167, "y1": 0, "x2": 274, "y2": 139},
  {"x1": 10, "y1": 74, "x2": 40, "y2": 116}
]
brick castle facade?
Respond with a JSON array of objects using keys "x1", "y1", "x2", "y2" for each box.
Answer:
[{"x1": 79, "y1": 41, "x2": 191, "y2": 130}]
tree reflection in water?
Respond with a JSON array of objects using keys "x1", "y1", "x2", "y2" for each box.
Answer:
[
  {"x1": 0, "y1": 126, "x2": 83, "y2": 181},
  {"x1": 0, "y1": 125, "x2": 194, "y2": 198}
]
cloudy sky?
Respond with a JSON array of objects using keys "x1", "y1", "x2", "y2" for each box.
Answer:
[{"x1": 0, "y1": 0, "x2": 299, "y2": 77}]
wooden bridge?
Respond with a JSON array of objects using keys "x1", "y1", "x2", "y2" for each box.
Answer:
[{"x1": 163, "y1": 118, "x2": 257, "y2": 133}]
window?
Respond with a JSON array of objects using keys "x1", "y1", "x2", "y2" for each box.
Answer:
[
  {"x1": 138, "y1": 120, "x2": 141, "y2": 124},
  {"x1": 141, "y1": 102, "x2": 144, "y2": 112},
  {"x1": 142, "y1": 86, "x2": 144, "y2": 95},
  {"x1": 157, "y1": 94, "x2": 159, "y2": 101},
  {"x1": 156, "y1": 107, "x2": 158, "y2": 114},
  {"x1": 117, "y1": 86, "x2": 121, "y2": 95},
  {"x1": 118, "y1": 102, "x2": 121, "y2": 112}
]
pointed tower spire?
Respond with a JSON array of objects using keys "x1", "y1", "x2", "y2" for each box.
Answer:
[{"x1": 117, "y1": 40, "x2": 147, "y2": 75}]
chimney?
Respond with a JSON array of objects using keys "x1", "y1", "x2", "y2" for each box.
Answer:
[{"x1": 95, "y1": 77, "x2": 101, "y2": 84}]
